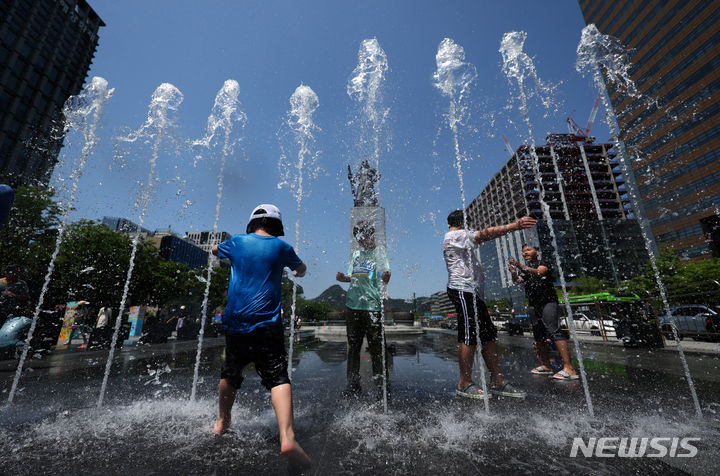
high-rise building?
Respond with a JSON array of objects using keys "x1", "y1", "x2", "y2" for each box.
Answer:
[
  {"x1": 146, "y1": 231, "x2": 209, "y2": 270},
  {"x1": 0, "y1": 0, "x2": 104, "y2": 186},
  {"x1": 467, "y1": 134, "x2": 648, "y2": 302},
  {"x1": 429, "y1": 291, "x2": 455, "y2": 316},
  {"x1": 101, "y1": 216, "x2": 151, "y2": 235},
  {"x1": 102, "y1": 217, "x2": 209, "y2": 270},
  {"x1": 468, "y1": 134, "x2": 629, "y2": 227},
  {"x1": 185, "y1": 231, "x2": 231, "y2": 254},
  {"x1": 577, "y1": 0, "x2": 720, "y2": 259}
]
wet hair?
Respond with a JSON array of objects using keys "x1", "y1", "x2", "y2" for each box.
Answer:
[
  {"x1": 447, "y1": 210, "x2": 465, "y2": 227},
  {"x1": 246, "y1": 208, "x2": 284, "y2": 237}
]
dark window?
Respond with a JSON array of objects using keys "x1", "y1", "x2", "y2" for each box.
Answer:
[{"x1": 2, "y1": 28, "x2": 17, "y2": 47}]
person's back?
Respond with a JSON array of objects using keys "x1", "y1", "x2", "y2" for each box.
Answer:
[
  {"x1": 212, "y1": 204, "x2": 311, "y2": 469},
  {"x1": 220, "y1": 233, "x2": 300, "y2": 333}
]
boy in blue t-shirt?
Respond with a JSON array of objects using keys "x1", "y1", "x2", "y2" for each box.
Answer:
[{"x1": 212, "y1": 204, "x2": 311, "y2": 468}]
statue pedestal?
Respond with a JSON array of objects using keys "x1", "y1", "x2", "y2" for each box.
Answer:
[{"x1": 349, "y1": 206, "x2": 386, "y2": 254}]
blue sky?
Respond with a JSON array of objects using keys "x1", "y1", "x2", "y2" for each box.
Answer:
[{"x1": 56, "y1": 0, "x2": 609, "y2": 300}]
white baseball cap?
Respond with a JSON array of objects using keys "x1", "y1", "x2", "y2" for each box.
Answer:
[
  {"x1": 248, "y1": 204, "x2": 282, "y2": 222},
  {"x1": 246, "y1": 204, "x2": 285, "y2": 236}
]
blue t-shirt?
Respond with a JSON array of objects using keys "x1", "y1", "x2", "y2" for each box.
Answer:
[{"x1": 217, "y1": 233, "x2": 302, "y2": 334}]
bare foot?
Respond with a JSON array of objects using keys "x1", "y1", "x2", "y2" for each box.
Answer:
[
  {"x1": 213, "y1": 418, "x2": 230, "y2": 435},
  {"x1": 281, "y1": 440, "x2": 312, "y2": 469}
]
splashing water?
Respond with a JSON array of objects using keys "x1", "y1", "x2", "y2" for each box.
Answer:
[
  {"x1": 432, "y1": 38, "x2": 489, "y2": 415},
  {"x1": 500, "y1": 31, "x2": 594, "y2": 417},
  {"x1": 189, "y1": 80, "x2": 245, "y2": 401},
  {"x1": 577, "y1": 24, "x2": 639, "y2": 99},
  {"x1": 576, "y1": 24, "x2": 702, "y2": 418},
  {"x1": 348, "y1": 38, "x2": 390, "y2": 165},
  {"x1": 7, "y1": 77, "x2": 114, "y2": 404},
  {"x1": 348, "y1": 38, "x2": 391, "y2": 412},
  {"x1": 97, "y1": 83, "x2": 184, "y2": 408},
  {"x1": 278, "y1": 84, "x2": 320, "y2": 380}
]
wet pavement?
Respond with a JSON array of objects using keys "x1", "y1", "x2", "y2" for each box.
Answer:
[{"x1": 0, "y1": 329, "x2": 719, "y2": 475}]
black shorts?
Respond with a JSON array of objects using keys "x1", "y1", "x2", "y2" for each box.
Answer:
[
  {"x1": 529, "y1": 301, "x2": 568, "y2": 342},
  {"x1": 220, "y1": 325, "x2": 289, "y2": 391},
  {"x1": 447, "y1": 288, "x2": 497, "y2": 346}
]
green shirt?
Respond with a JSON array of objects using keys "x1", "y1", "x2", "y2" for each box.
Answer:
[{"x1": 345, "y1": 247, "x2": 390, "y2": 311}]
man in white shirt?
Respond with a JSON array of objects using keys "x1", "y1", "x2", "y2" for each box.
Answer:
[
  {"x1": 96, "y1": 305, "x2": 111, "y2": 328},
  {"x1": 443, "y1": 210, "x2": 536, "y2": 400}
]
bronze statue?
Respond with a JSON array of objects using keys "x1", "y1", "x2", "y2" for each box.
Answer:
[{"x1": 347, "y1": 159, "x2": 380, "y2": 207}]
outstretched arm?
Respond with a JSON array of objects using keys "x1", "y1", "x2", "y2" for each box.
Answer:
[
  {"x1": 336, "y1": 271, "x2": 351, "y2": 283},
  {"x1": 475, "y1": 216, "x2": 536, "y2": 243},
  {"x1": 293, "y1": 263, "x2": 307, "y2": 278},
  {"x1": 508, "y1": 257, "x2": 524, "y2": 284}
]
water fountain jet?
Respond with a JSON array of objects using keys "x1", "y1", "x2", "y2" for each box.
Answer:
[
  {"x1": 576, "y1": 24, "x2": 702, "y2": 418},
  {"x1": 500, "y1": 31, "x2": 594, "y2": 417},
  {"x1": 432, "y1": 38, "x2": 490, "y2": 415},
  {"x1": 347, "y1": 38, "x2": 391, "y2": 412},
  {"x1": 278, "y1": 84, "x2": 320, "y2": 380},
  {"x1": 7, "y1": 77, "x2": 113, "y2": 404},
  {"x1": 189, "y1": 79, "x2": 245, "y2": 401},
  {"x1": 97, "y1": 83, "x2": 183, "y2": 408}
]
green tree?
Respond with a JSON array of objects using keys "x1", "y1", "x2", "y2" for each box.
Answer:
[
  {"x1": 569, "y1": 275, "x2": 609, "y2": 295},
  {"x1": 145, "y1": 260, "x2": 203, "y2": 308},
  {"x1": 280, "y1": 270, "x2": 304, "y2": 319},
  {"x1": 616, "y1": 247, "x2": 720, "y2": 304},
  {"x1": 297, "y1": 300, "x2": 334, "y2": 322},
  {"x1": 206, "y1": 264, "x2": 230, "y2": 316},
  {"x1": 48, "y1": 220, "x2": 137, "y2": 307},
  {"x1": 486, "y1": 297, "x2": 512, "y2": 310},
  {"x1": 0, "y1": 186, "x2": 63, "y2": 300}
]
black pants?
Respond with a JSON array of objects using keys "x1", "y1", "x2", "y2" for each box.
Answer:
[{"x1": 346, "y1": 309, "x2": 384, "y2": 387}]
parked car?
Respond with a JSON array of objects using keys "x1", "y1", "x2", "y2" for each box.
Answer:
[
  {"x1": 569, "y1": 312, "x2": 616, "y2": 337},
  {"x1": 659, "y1": 304, "x2": 720, "y2": 341},
  {"x1": 0, "y1": 316, "x2": 31, "y2": 360},
  {"x1": 610, "y1": 301, "x2": 664, "y2": 348},
  {"x1": 503, "y1": 314, "x2": 531, "y2": 336},
  {"x1": 439, "y1": 314, "x2": 457, "y2": 330}
]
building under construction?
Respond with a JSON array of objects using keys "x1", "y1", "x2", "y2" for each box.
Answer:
[
  {"x1": 468, "y1": 134, "x2": 629, "y2": 228},
  {"x1": 467, "y1": 133, "x2": 649, "y2": 302}
]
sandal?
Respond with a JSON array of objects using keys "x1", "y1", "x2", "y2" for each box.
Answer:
[
  {"x1": 489, "y1": 382, "x2": 527, "y2": 398},
  {"x1": 456, "y1": 383, "x2": 489, "y2": 400},
  {"x1": 530, "y1": 366, "x2": 553, "y2": 375},
  {"x1": 552, "y1": 370, "x2": 579, "y2": 380}
]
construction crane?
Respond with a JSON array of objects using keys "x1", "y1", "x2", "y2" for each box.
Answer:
[
  {"x1": 501, "y1": 135, "x2": 515, "y2": 157},
  {"x1": 566, "y1": 92, "x2": 601, "y2": 143}
]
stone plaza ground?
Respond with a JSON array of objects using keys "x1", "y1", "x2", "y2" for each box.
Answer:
[{"x1": 0, "y1": 329, "x2": 718, "y2": 475}]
